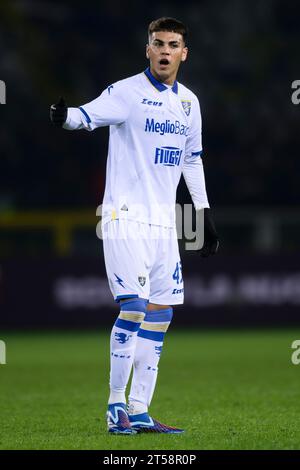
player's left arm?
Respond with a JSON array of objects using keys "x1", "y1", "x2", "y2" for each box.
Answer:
[{"x1": 183, "y1": 97, "x2": 219, "y2": 257}]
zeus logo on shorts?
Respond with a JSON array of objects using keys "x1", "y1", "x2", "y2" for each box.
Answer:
[
  {"x1": 145, "y1": 118, "x2": 189, "y2": 136},
  {"x1": 172, "y1": 288, "x2": 184, "y2": 294},
  {"x1": 154, "y1": 146, "x2": 183, "y2": 167}
]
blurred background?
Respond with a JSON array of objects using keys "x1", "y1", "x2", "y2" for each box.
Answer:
[{"x1": 0, "y1": 0, "x2": 299, "y2": 328}]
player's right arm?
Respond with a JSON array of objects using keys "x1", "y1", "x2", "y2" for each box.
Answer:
[
  {"x1": 183, "y1": 95, "x2": 219, "y2": 257},
  {"x1": 50, "y1": 83, "x2": 130, "y2": 131}
]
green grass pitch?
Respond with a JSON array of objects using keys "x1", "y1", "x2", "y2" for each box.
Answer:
[{"x1": 0, "y1": 329, "x2": 300, "y2": 450}]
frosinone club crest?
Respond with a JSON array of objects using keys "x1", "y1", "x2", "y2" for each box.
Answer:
[
  {"x1": 181, "y1": 99, "x2": 191, "y2": 116},
  {"x1": 138, "y1": 276, "x2": 146, "y2": 287}
]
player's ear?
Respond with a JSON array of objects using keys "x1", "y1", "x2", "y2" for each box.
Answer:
[
  {"x1": 181, "y1": 47, "x2": 188, "y2": 62},
  {"x1": 146, "y1": 44, "x2": 150, "y2": 59}
]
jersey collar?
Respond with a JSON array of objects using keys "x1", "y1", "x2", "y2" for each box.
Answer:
[{"x1": 144, "y1": 67, "x2": 178, "y2": 94}]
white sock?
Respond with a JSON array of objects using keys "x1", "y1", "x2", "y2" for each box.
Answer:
[
  {"x1": 128, "y1": 308, "x2": 172, "y2": 412},
  {"x1": 108, "y1": 390, "x2": 126, "y2": 405},
  {"x1": 108, "y1": 301, "x2": 145, "y2": 405},
  {"x1": 128, "y1": 335, "x2": 163, "y2": 410},
  {"x1": 127, "y1": 399, "x2": 148, "y2": 415}
]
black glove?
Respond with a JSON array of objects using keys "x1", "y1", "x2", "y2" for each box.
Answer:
[
  {"x1": 50, "y1": 96, "x2": 67, "y2": 127},
  {"x1": 198, "y1": 208, "x2": 219, "y2": 257}
]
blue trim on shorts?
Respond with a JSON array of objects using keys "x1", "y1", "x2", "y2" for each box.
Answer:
[
  {"x1": 137, "y1": 328, "x2": 165, "y2": 342},
  {"x1": 115, "y1": 294, "x2": 139, "y2": 303}
]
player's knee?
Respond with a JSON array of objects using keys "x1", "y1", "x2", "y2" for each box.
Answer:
[
  {"x1": 120, "y1": 298, "x2": 148, "y2": 314},
  {"x1": 144, "y1": 307, "x2": 173, "y2": 324},
  {"x1": 114, "y1": 298, "x2": 147, "y2": 333},
  {"x1": 147, "y1": 303, "x2": 170, "y2": 311},
  {"x1": 138, "y1": 307, "x2": 173, "y2": 342}
]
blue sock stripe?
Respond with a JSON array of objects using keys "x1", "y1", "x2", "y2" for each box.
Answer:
[
  {"x1": 137, "y1": 328, "x2": 165, "y2": 342},
  {"x1": 115, "y1": 318, "x2": 141, "y2": 332},
  {"x1": 144, "y1": 308, "x2": 173, "y2": 323},
  {"x1": 120, "y1": 298, "x2": 147, "y2": 313}
]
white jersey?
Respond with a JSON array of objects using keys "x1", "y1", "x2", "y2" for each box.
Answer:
[{"x1": 64, "y1": 68, "x2": 209, "y2": 227}]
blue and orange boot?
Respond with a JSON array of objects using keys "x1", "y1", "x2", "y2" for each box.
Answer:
[
  {"x1": 129, "y1": 412, "x2": 184, "y2": 434},
  {"x1": 107, "y1": 403, "x2": 137, "y2": 435}
]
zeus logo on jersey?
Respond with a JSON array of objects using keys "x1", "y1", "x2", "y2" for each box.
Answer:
[
  {"x1": 145, "y1": 118, "x2": 189, "y2": 136},
  {"x1": 142, "y1": 98, "x2": 163, "y2": 106},
  {"x1": 154, "y1": 147, "x2": 183, "y2": 167}
]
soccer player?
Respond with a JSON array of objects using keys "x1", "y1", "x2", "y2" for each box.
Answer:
[{"x1": 50, "y1": 17, "x2": 219, "y2": 434}]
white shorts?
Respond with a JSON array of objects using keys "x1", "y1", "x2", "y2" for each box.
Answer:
[{"x1": 102, "y1": 219, "x2": 184, "y2": 305}]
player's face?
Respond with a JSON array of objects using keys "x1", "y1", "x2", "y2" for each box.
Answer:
[{"x1": 146, "y1": 31, "x2": 188, "y2": 85}]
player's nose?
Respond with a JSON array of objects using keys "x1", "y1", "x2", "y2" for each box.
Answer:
[{"x1": 161, "y1": 46, "x2": 171, "y2": 55}]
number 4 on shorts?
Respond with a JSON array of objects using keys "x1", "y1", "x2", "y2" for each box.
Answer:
[{"x1": 172, "y1": 262, "x2": 183, "y2": 285}]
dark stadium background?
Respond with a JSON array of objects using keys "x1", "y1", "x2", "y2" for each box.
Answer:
[
  {"x1": 2, "y1": 0, "x2": 300, "y2": 453},
  {"x1": 0, "y1": 0, "x2": 299, "y2": 328}
]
